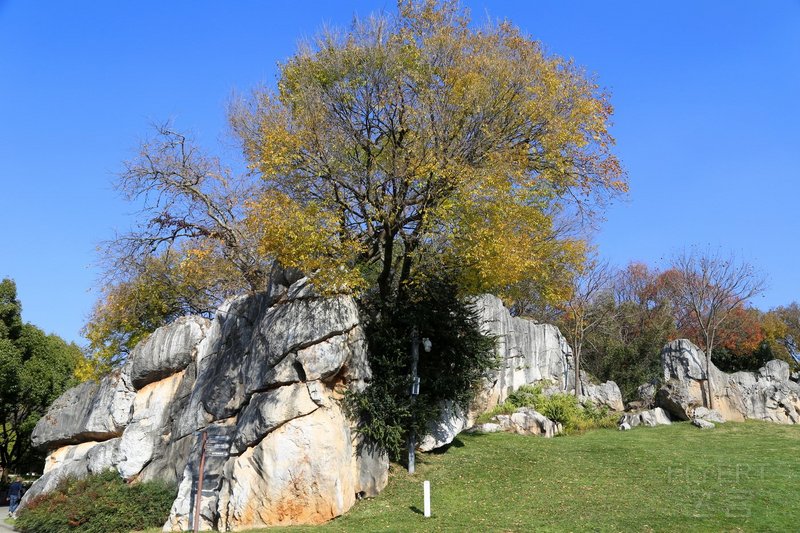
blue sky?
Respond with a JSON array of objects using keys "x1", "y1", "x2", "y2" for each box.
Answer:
[{"x1": 2, "y1": 1, "x2": 799, "y2": 345}]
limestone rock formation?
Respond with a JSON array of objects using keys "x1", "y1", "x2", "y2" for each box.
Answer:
[
  {"x1": 128, "y1": 316, "x2": 209, "y2": 389},
  {"x1": 23, "y1": 276, "x2": 387, "y2": 531},
  {"x1": 418, "y1": 401, "x2": 469, "y2": 452},
  {"x1": 655, "y1": 339, "x2": 800, "y2": 424},
  {"x1": 692, "y1": 418, "x2": 715, "y2": 429},
  {"x1": 692, "y1": 407, "x2": 725, "y2": 424},
  {"x1": 31, "y1": 371, "x2": 135, "y2": 448},
  {"x1": 618, "y1": 407, "x2": 672, "y2": 429},
  {"x1": 580, "y1": 380, "x2": 624, "y2": 412},
  {"x1": 474, "y1": 295, "x2": 572, "y2": 409},
  {"x1": 469, "y1": 408, "x2": 561, "y2": 438},
  {"x1": 26, "y1": 284, "x2": 619, "y2": 528},
  {"x1": 420, "y1": 294, "x2": 622, "y2": 451}
]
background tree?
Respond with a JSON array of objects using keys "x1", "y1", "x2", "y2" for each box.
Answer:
[
  {"x1": 762, "y1": 303, "x2": 800, "y2": 368},
  {"x1": 557, "y1": 258, "x2": 615, "y2": 397},
  {"x1": 668, "y1": 249, "x2": 766, "y2": 408},
  {"x1": 84, "y1": 126, "x2": 270, "y2": 373},
  {"x1": 578, "y1": 262, "x2": 675, "y2": 401},
  {"x1": 0, "y1": 279, "x2": 80, "y2": 476},
  {"x1": 233, "y1": 0, "x2": 626, "y2": 455}
]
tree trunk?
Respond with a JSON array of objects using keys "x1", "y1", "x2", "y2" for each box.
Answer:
[
  {"x1": 705, "y1": 339, "x2": 715, "y2": 410},
  {"x1": 574, "y1": 346, "x2": 582, "y2": 398},
  {"x1": 377, "y1": 229, "x2": 395, "y2": 303}
]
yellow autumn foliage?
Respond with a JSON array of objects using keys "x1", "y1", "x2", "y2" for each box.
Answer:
[{"x1": 230, "y1": 0, "x2": 626, "y2": 307}]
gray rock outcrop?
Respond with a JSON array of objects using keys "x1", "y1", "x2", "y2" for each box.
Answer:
[
  {"x1": 692, "y1": 418, "x2": 716, "y2": 429},
  {"x1": 419, "y1": 294, "x2": 622, "y2": 451},
  {"x1": 655, "y1": 339, "x2": 800, "y2": 424},
  {"x1": 692, "y1": 407, "x2": 725, "y2": 424},
  {"x1": 31, "y1": 371, "x2": 135, "y2": 448},
  {"x1": 618, "y1": 407, "x2": 672, "y2": 429},
  {"x1": 469, "y1": 408, "x2": 562, "y2": 438},
  {"x1": 580, "y1": 380, "x2": 624, "y2": 412},
  {"x1": 474, "y1": 295, "x2": 573, "y2": 409},
  {"x1": 23, "y1": 276, "x2": 387, "y2": 530},
  {"x1": 128, "y1": 315, "x2": 209, "y2": 389}
]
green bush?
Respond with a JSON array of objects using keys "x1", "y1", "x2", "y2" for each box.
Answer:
[
  {"x1": 15, "y1": 470, "x2": 176, "y2": 533},
  {"x1": 538, "y1": 393, "x2": 582, "y2": 428},
  {"x1": 477, "y1": 387, "x2": 618, "y2": 434},
  {"x1": 347, "y1": 276, "x2": 498, "y2": 460},
  {"x1": 506, "y1": 384, "x2": 544, "y2": 409}
]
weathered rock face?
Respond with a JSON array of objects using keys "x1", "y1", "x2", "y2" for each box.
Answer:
[
  {"x1": 474, "y1": 295, "x2": 572, "y2": 409},
  {"x1": 491, "y1": 408, "x2": 562, "y2": 438},
  {"x1": 579, "y1": 380, "x2": 624, "y2": 412},
  {"x1": 420, "y1": 295, "x2": 622, "y2": 451},
  {"x1": 618, "y1": 407, "x2": 672, "y2": 429},
  {"x1": 656, "y1": 339, "x2": 800, "y2": 424},
  {"x1": 24, "y1": 276, "x2": 386, "y2": 531},
  {"x1": 31, "y1": 371, "x2": 135, "y2": 448},
  {"x1": 129, "y1": 316, "x2": 209, "y2": 390}
]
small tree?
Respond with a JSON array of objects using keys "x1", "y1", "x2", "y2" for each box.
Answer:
[
  {"x1": 560, "y1": 258, "x2": 615, "y2": 397},
  {"x1": 668, "y1": 249, "x2": 766, "y2": 409}
]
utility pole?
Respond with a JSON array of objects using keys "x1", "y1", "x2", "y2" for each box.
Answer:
[{"x1": 408, "y1": 326, "x2": 420, "y2": 474}]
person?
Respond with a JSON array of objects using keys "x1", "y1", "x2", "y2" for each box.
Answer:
[{"x1": 8, "y1": 477, "x2": 23, "y2": 516}]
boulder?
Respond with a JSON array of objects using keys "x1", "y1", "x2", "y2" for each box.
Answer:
[
  {"x1": 618, "y1": 407, "x2": 672, "y2": 428},
  {"x1": 129, "y1": 315, "x2": 209, "y2": 389},
  {"x1": 618, "y1": 422, "x2": 632, "y2": 431},
  {"x1": 692, "y1": 418, "x2": 715, "y2": 429},
  {"x1": 418, "y1": 401, "x2": 468, "y2": 452},
  {"x1": 693, "y1": 407, "x2": 725, "y2": 424},
  {"x1": 636, "y1": 381, "x2": 658, "y2": 408},
  {"x1": 581, "y1": 380, "x2": 624, "y2": 412},
  {"x1": 31, "y1": 371, "x2": 135, "y2": 449},
  {"x1": 491, "y1": 408, "x2": 562, "y2": 438},
  {"x1": 467, "y1": 422, "x2": 503, "y2": 434},
  {"x1": 656, "y1": 339, "x2": 800, "y2": 424}
]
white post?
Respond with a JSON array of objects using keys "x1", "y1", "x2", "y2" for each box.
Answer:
[{"x1": 423, "y1": 480, "x2": 431, "y2": 518}]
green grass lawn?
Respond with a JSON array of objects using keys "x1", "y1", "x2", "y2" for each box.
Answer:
[{"x1": 149, "y1": 421, "x2": 800, "y2": 532}]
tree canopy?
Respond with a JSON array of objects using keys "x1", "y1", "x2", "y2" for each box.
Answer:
[
  {"x1": 233, "y1": 0, "x2": 626, "y2": 303},
  {"x1": 0, "y1": 279, "x2": 80, "y2": 475},
  {"x1": 87, "y1": 0, "x2": 626, "y2": 370}
]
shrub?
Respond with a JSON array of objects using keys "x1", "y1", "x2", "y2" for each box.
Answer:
[
  {"x1": 347, "y1": 276, "x2": 498, "y2": 461},
  {"x1": 477, "y1": 387, "x2": 618, "y2": 434},
  {"x1": 538, "y1": 393, "x2": 582, "y2": 428},
  {"x1": 15, "y1": 470, "x2": 176, "y2": 533},
  {"x1": 506, "y1": 384, "x2": 544, "y2": 409}
]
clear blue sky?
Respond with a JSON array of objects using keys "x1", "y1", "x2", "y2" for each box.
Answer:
[{"x1": 2, "y1": 1, "x2": 798, "y2": 345}]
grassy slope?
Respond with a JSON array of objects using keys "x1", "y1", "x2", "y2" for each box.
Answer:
[
  {"x1": 272, "y1": 422, "x2": 799, "y2": 532},
  {"x1": 144, "y1": 421, "x2": 800, "y2": 532}
]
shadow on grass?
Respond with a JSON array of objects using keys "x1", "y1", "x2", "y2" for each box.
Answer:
[
  {"x1": 409, "y1": 505, "x2": 424, "y2": 515},
  {"x1": 429, "y1": 437, "x2": 468, "y2": 455}
]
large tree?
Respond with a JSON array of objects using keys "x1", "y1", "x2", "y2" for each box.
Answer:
[
  {"x1": 90, "y1": 0, "x2": 626, "y2": 370},
  {"x1": 668, "y1": 249, "x2": 766, "y2": 409},
  {"x1": 0, "y1": 279, "x2": 80, "y2": 476},
  {"x1": 233, "y1": 0, "x2": 626, "y2": 305}
]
